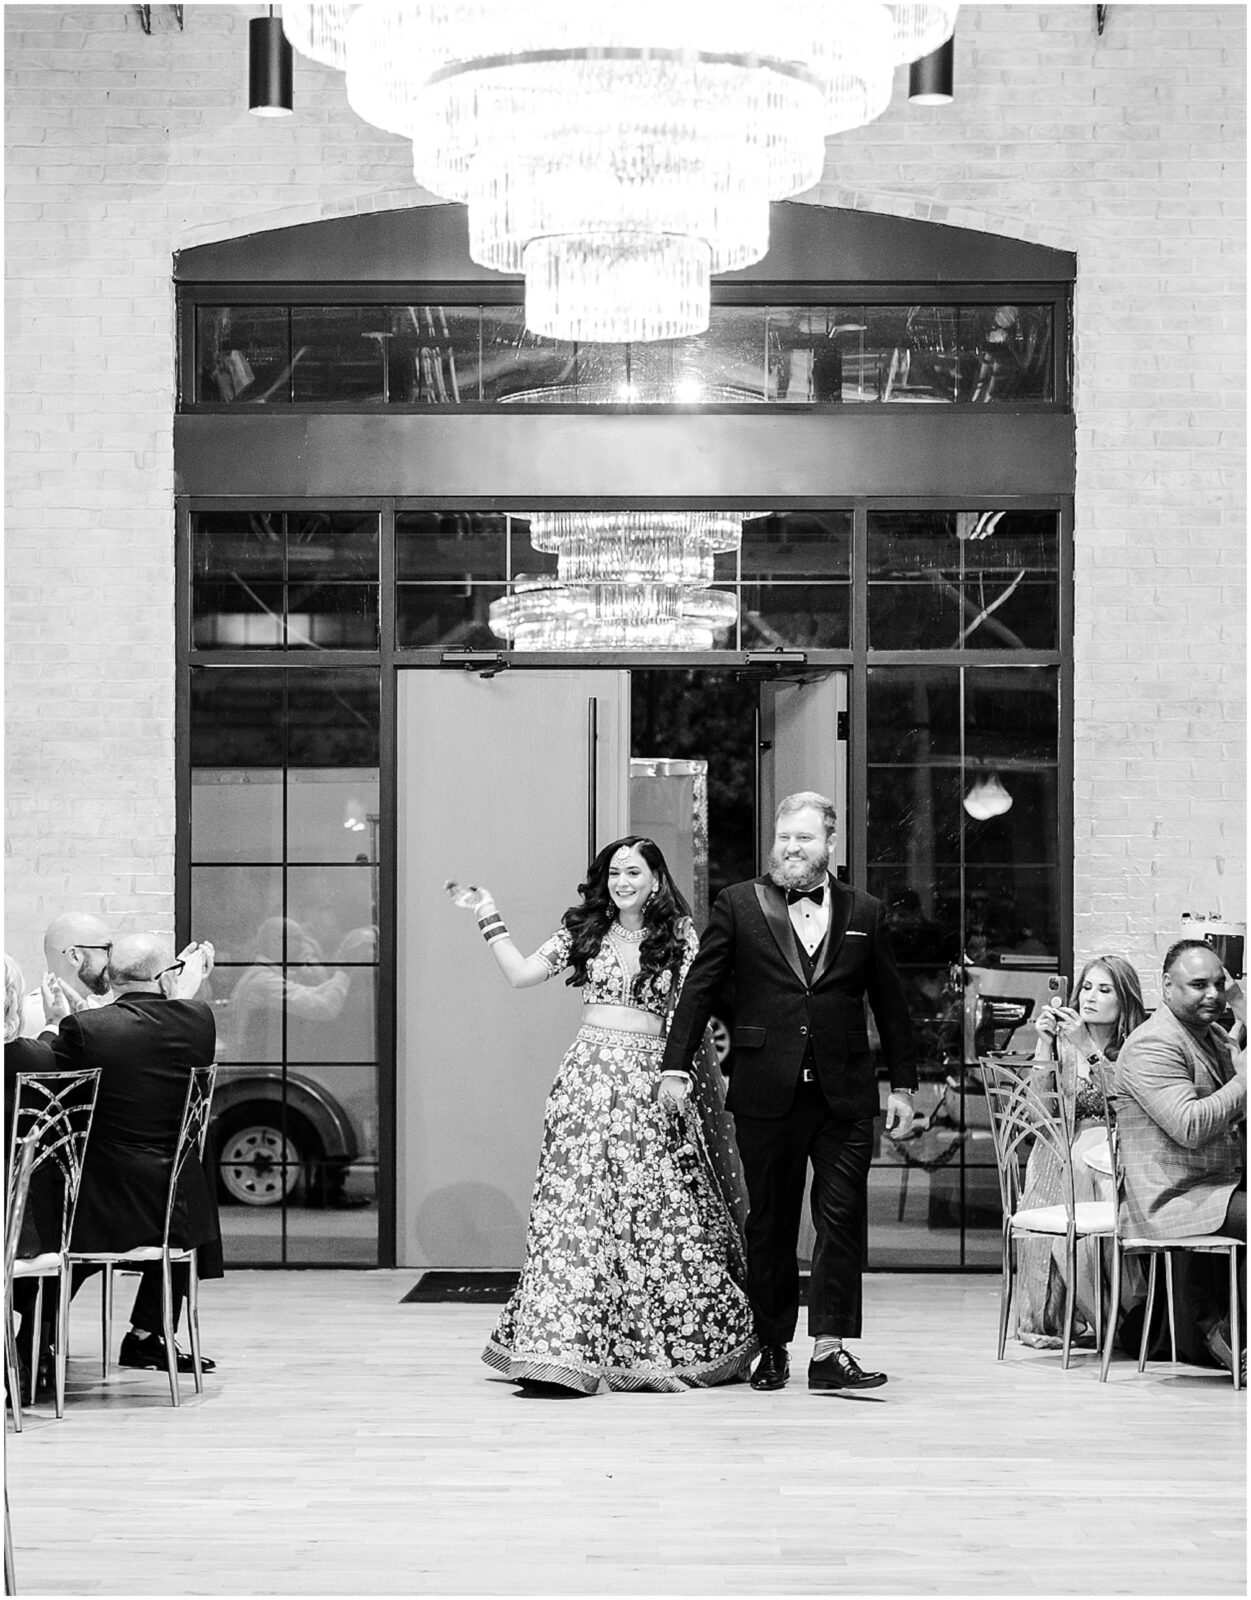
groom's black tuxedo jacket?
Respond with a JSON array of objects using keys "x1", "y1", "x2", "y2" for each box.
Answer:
[{"x1": 662, "y1": 877, "x2": 917, "y2": 1120}]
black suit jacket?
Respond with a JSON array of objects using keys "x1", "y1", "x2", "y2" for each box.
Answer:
[
  {"x1": 661, "y1": 877, "x2": 917, "y2": 1120},
  {"x1": 50, "y1": 995, "x2": 222, "y2": 1271}
]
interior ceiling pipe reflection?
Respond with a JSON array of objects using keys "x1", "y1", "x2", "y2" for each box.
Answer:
[
  {"x1": 908, "y1": 33, "x2": 954, "y2": 104},
  {"x1": 250, "y1": 8, "x2": 294, "y2": 117},
  {"x1": 280, "y1": 1, "x2": 959, "y2": 342}
]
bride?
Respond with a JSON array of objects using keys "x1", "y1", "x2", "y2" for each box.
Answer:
[{"x1": 447, "y1": 835, "x2": 756, "y2": 1394}]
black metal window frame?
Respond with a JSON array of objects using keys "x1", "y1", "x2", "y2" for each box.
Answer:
[
  {"x1": 177, "y1": 280, "x2": 1072, "y2": 416},
  {"x1": 178, "y1": 491, "x2": 1072, "y2": 1270}
]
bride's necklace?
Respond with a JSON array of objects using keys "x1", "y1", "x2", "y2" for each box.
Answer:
[{"x1": 610, "y1": 919, "x2": 646, "y2": 943}]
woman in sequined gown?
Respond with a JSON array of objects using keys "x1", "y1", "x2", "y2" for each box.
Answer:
[
  {"x1": 447, "y1": 836, "x2": 756, "y2": 1393},
  {"x1": 1015, "y1": 954, "x2": 1146, "y2": 1348}
]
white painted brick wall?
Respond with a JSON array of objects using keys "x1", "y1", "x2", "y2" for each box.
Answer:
[{"x1": 4, "y1": 3, "x2": 1245, "y2": 1004}]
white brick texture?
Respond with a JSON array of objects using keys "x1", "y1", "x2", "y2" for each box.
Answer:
[{"x1": 4, "y1": 4, "x2": 1245, "y2": 1001}]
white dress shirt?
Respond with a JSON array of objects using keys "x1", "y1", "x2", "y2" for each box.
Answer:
[{"x1": 785, "y1": 874, "x2": 831, "y2": 958}]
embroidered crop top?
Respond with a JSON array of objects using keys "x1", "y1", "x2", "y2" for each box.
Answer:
[{"x1": 534, "y1": 919, "x2": 698, "y2": 1018}]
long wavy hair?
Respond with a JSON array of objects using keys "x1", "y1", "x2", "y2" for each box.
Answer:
[
  {"x1": 563, "y1": 836, "x2": 692, "y2": 992},
  {"x1": 4, "y1": 955, "x2": 25, "y2": 1044},
  {"x1": 1070, "y1": 954, "x2": 1147, "y2": 1056}
]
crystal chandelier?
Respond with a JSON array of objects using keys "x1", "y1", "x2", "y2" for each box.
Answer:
[
  {"x1": 282, "y1": 2, "x2": 959, "y2": 342},
  {"x1": 487, "y1": 511, "x2": 744, "y2": 649}
]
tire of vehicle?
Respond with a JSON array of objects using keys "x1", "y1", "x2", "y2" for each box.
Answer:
[{"x1": 212, "y1": 1107, "x2": 321, "y2": 1207}]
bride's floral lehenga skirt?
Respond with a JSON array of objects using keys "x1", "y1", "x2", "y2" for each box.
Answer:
[{"x1": 483, "y1": 1024, "x2": 757, "y2": 1393}]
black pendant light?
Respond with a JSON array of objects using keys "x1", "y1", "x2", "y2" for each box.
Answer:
[
  {"x1": 909, "y1": 36, "x2": 954, "y2": 105},
  {"x1": 249, "y1": 7, "x2": 293, "y2": 117}
]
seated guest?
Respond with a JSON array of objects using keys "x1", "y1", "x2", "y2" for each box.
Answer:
[
  {"x1": 20, "y1": 912, "x2": 115, "y2": 1036},
  {"x1": 46, "y1": 933, "x2": 222, "y2": 1373},
  {"x1": 1115, "y1": 939, "x2": 1246, "y2": 1376},
  {"x1": 1016, "y1": 955, "x2": 1146, "y2": 1348},
  {"x1": 5, "y1": 954, "x2": 62, "y2": 1391},
  {"x1": 23, "y1": 912, "x2": 216, "y2": 1037}
]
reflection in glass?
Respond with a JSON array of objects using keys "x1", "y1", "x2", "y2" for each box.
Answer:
[
  {"x1": 396, "y1": 585, "x2": 508, "y2": 649},
  {"x1": 192, "y1": 770, "x2": 282, "y2": 864},
  {"x1": 191, "y1": 665, "x2": 383, "y2": 1268},
  {"x1": 868, "y1": 767, "x2": 964, "y2": 865},
  {"x1": 867, "y1": 665, "x2": 1061, "y2": 1109},
  {"x1": 191, "y1": 670, "x2": 286, "y2": 767},
  {"x1": 191, "y1": 865, "x2": 283, "y2": 966},
  {"x1": 292, "y1": 305, "x2": 394, "y2": 403},
  {"x1": 193, "y1": 581, "x2": 287, "y2": 650},
  {"x1": 395, "y1": 511, "x2": 508, "y2": 582},
  {"x1": 286, "y1": 671, "x2": 381, "y2": 767},
  {"x1": 285, "y1": 512, "x2": 379, "y2": 580},
  {"x1": 740, "y1": 512, "x2": 852, "y2": 580},
  {"x1": 864, "y1": 303, "x2": 1054, "y2": 404},
  {"x1": 193, "y1": 301, "x2": 1056, "y2": 408},
  {"x1": 194, "y1": 510, "x2": 286, "y2": 578},
  {"x1": 866, "y1": 667, "x2": 960, "y2": 763},
  {"x1": 739, "y1": 585, "x2": 851, "y2": 650},
  {"x1": 287, "y1": 771, "x2": 380, "y2": 864},
  {"x1": 868, "y1": 510, "x2": 1059, "y2": 650},
  {"x1": 196, "y1": 305, "x2": 291, "y2": 403},
  {"x1": 285, "y1": 865, "x2": 377, "y2": 959},
  {"x1": 284, "y1": 583, "x2": 378, "y2": 649},
  {"x1": 865, "y1": 1167, "x2": 961, "y2": 1267},
  {"x1": 479, "y1": 306, "x2": 582, "y2": 402},
  {"x1": 218, "y1": 954, "x2": 375, "y2": 1065},
  {"x1": 191, "y1": 512, "x2": 380, "y2": 653}
]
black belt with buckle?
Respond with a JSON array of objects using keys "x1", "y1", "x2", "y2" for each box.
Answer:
[{"x1": 800, "y1": 1067, "x2": 816, "y2": 1083}]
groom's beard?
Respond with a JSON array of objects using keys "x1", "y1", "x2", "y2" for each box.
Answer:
[{"x1": 768, "y1": 843, "x2": 831, "y2": 893}]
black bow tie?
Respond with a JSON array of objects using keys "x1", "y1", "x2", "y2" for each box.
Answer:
[{"x1": 786, "y1": 884, "x2": 825, "y2": 906}]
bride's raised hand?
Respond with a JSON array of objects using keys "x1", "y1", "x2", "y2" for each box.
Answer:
[{"x1": 444, "y1": 879, "x2": 495, "y2": 916}]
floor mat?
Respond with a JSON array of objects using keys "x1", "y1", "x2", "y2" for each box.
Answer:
[{"x1": 399, "y1": 1271, "x2": 519, "y2": 1304}]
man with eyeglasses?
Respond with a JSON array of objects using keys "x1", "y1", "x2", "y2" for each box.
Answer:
[
  {"x1": 22, "y1": 912, "x2": 214, "y2": 1036},
  {"x1": 47, "y1": 932, "x2": 222, "y2": 1374},
  {"x1": 20, "y1": 911, "x2": 115, "y2": 1036}
]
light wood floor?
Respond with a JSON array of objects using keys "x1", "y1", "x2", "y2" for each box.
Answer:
[{"x1": 6, "y1": 1271, "x2": 1245, "y2": 1597}]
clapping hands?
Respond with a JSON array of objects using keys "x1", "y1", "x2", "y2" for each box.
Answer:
[{"x1": 40, "y1": 973, "x2": 81, "y2": 1023}]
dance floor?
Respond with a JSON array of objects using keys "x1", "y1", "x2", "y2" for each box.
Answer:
[{"x1": 7, "y1": 1270, "x2": 1245, "y2": 1596}]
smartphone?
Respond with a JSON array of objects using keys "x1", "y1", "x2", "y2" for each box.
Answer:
[{"x1": 1047, "y1": 975, "x2": 1067, "y2": 999}]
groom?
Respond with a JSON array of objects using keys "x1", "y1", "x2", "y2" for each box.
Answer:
[{"x1": 660, "y1": 791, "x2": 917, "y2": 1392}]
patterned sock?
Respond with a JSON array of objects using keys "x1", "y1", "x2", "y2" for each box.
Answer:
[{"x1": 813, "y1": 1336, "x2": 842, "y2": 1361}]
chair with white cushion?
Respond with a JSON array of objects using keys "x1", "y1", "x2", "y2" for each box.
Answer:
[
  {"x1": 1092, "y1": 1063, "x2": 1243, "y2": 1388},
  {"x1": 68, "y1": 1064, "x2": 217, "y2": 1407},
  {"x1": 7, "y1": 1068, "x2": 100, "y2": 1418},
  {"x1": 4, "y1": 1133, "x2": 39, "y2": 1434},
  {"x1": 979, "y1": 1054, "x2": 1116, "y2": 1368}
]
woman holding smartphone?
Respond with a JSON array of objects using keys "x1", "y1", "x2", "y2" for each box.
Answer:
[{"x1": 1016, "y1": 954, "x2": 1146, "y2": 1348}]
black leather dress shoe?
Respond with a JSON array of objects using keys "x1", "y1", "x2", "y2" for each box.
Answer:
[
  {"x1": 118, "y1": 1331, "x2": 216, "y2": 1374},
  {"x1": 808, "y1": 1349, "x2": 887, "y2": 1391},
  {"x1": 750, "y1": 1345, "x2": 790, "y2": 1390}
]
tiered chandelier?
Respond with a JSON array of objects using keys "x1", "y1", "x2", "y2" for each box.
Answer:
[
  {"x1": 281, "y1": 2, "x2": 959, "y2": 342},
  {"x1": 487, "y1": 512, "x2": 745, "y2": 649}
]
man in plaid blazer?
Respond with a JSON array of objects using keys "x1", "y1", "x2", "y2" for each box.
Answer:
[{"x1": 1116, "y1": 939, "x2": 1246, "y2": 1371}]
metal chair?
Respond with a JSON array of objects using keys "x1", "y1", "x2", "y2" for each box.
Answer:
[
  {"x1": 4, "y1": 1134, "x2": 39, "y2": 1434},
  {"x1": 979, "y1": 1054, "x2": 1116, "y2": 1368},
  {"x1": 68, "y1": 1064, "x2": 217, "y2": 1407},
  {"x1": 7, "y1": 1068, "x2": 100, "y2": 1418},
  {"x1": 1093, "y1": 1063, "x2": 1244, "y2": 1388}
]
